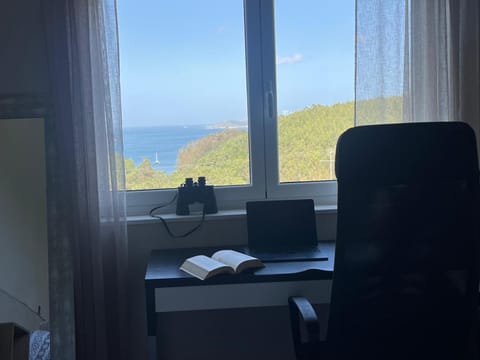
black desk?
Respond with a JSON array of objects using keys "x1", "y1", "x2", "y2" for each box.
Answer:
[{"x1": 145, "y1": 242, "x2": 335, "y2": 336}]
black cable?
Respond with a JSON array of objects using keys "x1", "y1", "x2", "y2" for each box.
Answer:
[
  {"x1": 148, "y1": 192, "x2": 178, "y2": 213},
  {"x1": 149, "y1": 194, "x2": 207, "y2": 238}
]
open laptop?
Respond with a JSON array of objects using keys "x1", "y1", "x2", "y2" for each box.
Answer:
[{"x1": 245, "y1": 199, "x2": 328, "y2": 262}]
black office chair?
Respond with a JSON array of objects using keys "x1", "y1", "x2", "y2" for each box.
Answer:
[{"x1": 289, "y1": 122, "x2": 480, "y2": 360}]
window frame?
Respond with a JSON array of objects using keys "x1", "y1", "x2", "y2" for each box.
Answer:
[{"x1": 125, "y1": 0, "x2": 339, "y2": 216}]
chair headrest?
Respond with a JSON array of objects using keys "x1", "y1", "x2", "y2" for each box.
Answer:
[{"x1": 335, "y1": 122, "x2": 479, "y2": 185}]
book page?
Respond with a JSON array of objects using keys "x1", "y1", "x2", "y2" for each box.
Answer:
[
  {"x1": 180, "y1": 255, "x2": 233, "y2": 280},
  {"x1": 211, "y1": 250, "x2": 263, "y2": 273}
]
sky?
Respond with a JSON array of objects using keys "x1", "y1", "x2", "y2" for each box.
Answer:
[{"x1": 117, "y1": 0, "x2": 355, "y2": 127}]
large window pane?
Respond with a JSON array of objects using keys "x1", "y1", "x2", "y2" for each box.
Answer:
[
  {"x1": 118, "y1": 0, "x2": 250, "y2": 190},
  {"x1": 275, "y1": 0, "x2": 354, "y2": 183}
]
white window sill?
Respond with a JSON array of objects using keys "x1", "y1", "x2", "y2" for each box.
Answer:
[{"x1": 127, "y1": 204, "x2": 337, "y2": 225}]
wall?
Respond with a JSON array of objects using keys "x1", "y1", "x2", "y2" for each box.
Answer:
[
  {"x1": 127, "y1": 211, "x2": 336, "y2": 360},
  {"x1": 0, "y1": 0, "x2": 49, "y2": 95},
  {"x1": 0, "y1": 0, "x2": 50, "y2": 331},
  {"x1": 0, "y1": 118, "x2": 49, "y2": 330}
]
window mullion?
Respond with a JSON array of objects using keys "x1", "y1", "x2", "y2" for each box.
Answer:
[
  {"x1": 244, "y1": 0, "x2": 268, "y2": 199},
  {"x1": 259, "y1": 0, "x2": 279, "y2": 199}
]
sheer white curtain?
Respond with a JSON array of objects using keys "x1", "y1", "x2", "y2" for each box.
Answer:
[
  {"x1": 355, "y1": 0, "x2": 480, "y2": 145},
  {"x1": 449, "y1": 0, "x2": 480, "y2": 155},
  {"x1": 43, "y1": 0, "x2": 128, "y2": 359}
]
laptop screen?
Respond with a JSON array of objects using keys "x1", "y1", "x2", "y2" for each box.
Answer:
[{"x1": 246, "y1": 199, "x2": 318, "y2": 250}]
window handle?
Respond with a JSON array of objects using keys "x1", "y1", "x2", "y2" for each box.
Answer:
[{"x1": 265, "y1": 82, "x2": 274, "y2": 120}]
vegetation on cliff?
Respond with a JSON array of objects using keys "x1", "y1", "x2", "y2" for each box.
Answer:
[{"x1": 125, "y1": 97, "x2": 402, "y2": 190}]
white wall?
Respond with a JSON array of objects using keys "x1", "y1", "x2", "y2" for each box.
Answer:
[
  {"x1": 0, "y1": 0, "x2": 49, "y2": 95},
  {"x1": 0, "y1": 0, "x2": 50, "y2": 331},
  {"x1": 0, "y1": 118, "x2": 49, "y2": 330}
]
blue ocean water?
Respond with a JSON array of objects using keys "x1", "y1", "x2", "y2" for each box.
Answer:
[{"x1": 123, "y1": 125, "x2": 220, "y2": 173}]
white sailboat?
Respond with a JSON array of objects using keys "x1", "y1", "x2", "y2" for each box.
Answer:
[{"x1": 154, "y1": 152, "x2": 160, "y2": 164}]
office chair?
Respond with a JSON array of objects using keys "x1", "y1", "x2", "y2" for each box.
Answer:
[{"x1": 289, "y1": 122, "x2": 480, "y2": 360}]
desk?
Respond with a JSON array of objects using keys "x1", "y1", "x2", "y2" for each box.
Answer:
[{"x1": 145, "y1": 242, "x2": 335, "y2": 337}]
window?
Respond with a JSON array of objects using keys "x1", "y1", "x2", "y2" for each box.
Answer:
[{"x1": 118, "y1": 0, "x2": 354, "y2": 215}]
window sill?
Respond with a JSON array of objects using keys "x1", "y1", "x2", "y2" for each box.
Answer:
[{"x1": 127, "y1": 204, "x2": 337, "y2": 225}]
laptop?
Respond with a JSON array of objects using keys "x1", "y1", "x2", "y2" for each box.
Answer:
[{"x1": 245, "y1": 199, "x2": 328, "y2": 262}]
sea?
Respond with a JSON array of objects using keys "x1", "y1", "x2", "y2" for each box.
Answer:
[{"x1": 123, "y1": 125, "x2": 223, "y2": 173}]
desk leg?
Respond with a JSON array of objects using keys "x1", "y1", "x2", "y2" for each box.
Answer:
[
  {"x1": 147, "y1": 336, "x2": 157, "y2": 360},
  {"x1": 146, "y1": 285, "x2": 157, "y2": 359}
]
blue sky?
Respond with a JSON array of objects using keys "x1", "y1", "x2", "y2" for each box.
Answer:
[{"x1": 118, "y1": 0, "x2": 355, "y2": 127}]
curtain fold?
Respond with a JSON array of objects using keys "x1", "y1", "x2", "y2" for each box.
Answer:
[
  {"x1": 355, "y1": 0, "x2": 408, "y2": 124},
  {"x1": 43, "y1": 0, "x2": 128, "y2": 359},
  {"x1": 355, "y1": 0, "x2": 480, "y2": 133},
  {"x1": 449, "y1": 0, "x2": 480, "y2": 155}
]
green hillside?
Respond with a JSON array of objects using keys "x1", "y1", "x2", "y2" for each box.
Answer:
[{"x1": 124, "y1": 97, "x2": 402, "y2": 190}]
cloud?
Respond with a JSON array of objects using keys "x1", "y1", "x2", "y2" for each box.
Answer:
[{"x1": 277, "y1": 53, "x2": 304, "y2": 65}]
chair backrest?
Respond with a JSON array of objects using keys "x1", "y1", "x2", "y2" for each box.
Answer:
[{"x1": 329, "y1": 122, "x2": 480, "y2": 360}]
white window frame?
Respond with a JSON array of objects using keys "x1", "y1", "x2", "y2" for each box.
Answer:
[{"x1": 126, "y1": 0, "x2": 338, "y2": 216}]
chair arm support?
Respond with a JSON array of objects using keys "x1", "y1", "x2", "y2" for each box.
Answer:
[{"x1": 288, "y1": 296, "x2": 321, "y2": 354}]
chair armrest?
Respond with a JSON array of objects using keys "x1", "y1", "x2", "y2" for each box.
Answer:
[{"x1": 288, "y1": 296, "x2": 321, "y2": 360}]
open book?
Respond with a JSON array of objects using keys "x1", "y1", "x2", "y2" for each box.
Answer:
[{"x1": 180, "y1": 250, "x2": 264, "y2": 280}]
